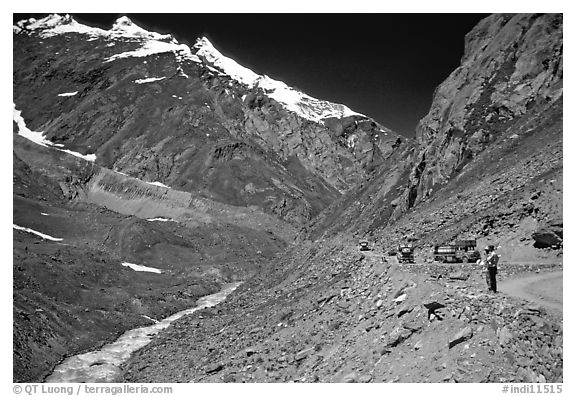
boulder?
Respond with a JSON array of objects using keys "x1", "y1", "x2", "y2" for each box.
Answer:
[
  {"x1": 294, "y1": 347, "x2": 315, "y2": 362},
  {"x1": 414, "y1": 339, "x2": 424, "y2": 350},
  {"x1": 359, "y1": 374, "x2": 373, "y2": 383},
  {"x1": 449, "y1": 327, "x2": 474, "y2": 349},
  {"x1": 449, "y1": 271, "x2": 469, "y2": 281},
  {"x1": 423, "y1": 301, "x2": 446, "y2": 311},
  {"x1": 204, "y1": 362, "x2": 224, "y2": 374},
  {"x1": 394, "y1": 293, "x2": 407, "y2": 304},
  {"x1": 498, "y1": 326, "x2": 514, "y2": 346},
  {"x1": 336, "y1": 300, "x2": 351, "y2": 313},
  {"x1": 342, "y1": 372, "x2": 358, "y2": 383},
  {"x1": 532, "y1": 227, "x2": 562, "y2": 248},
  {"x1": 393, "y1": 281, "x2": 413, "y2": 298},
  {"x1": 524, "y1": 303, "x2": 544, "y2": 315},
  {"x1": 386, "y1": 327, "x2": 413, "y2": 347},
  {"x1": 397, "y1": 306, "x2": 414, "y2": 317},
  {"x1": 243, "y1": 347, "x2": 257, "y2": 357}
]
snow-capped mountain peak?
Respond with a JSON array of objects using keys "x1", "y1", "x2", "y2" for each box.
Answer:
[
  {"x1": 20, "y1": 14, "x2": 106, "y2": 38},
  {"x1": 15, "y1": 14, "x2": 173, "y2": 42},
  {"x1": 192, "y1": 36, "x2": 365, "y2": 123},
  {"x1": 112, "y1": 16, "x2": 137, "y2": 30},
  {"x1": 192, "y1": 37, "x2": 260, "y2": 86},
  {"x1": 15, "y1": 15, "x2": 368, "y2": 124},
  {"x1": 109, "y1": 16, "x2": 173, "y2": 41},
  {"x1": 27, "y1": 14, "x2": 73, "y2": 30}
]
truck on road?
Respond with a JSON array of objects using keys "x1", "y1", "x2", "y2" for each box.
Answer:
[
  {"x1": 433, "y1": 240, "x2": 480, "y2": 263},
  {"x1": 359, "y1": 240, "x2": 371, "y2": 251},
  {"x1": 398, "y1": 244, "x2": 415, "y2": 263}
]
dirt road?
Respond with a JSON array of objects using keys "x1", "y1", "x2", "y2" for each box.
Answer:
[{"x1": 499, "y1": 270, "x2": 563, "y2": 313}]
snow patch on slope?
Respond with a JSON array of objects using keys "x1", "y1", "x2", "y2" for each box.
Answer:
[
  {"x1": 106, "y1": 40, "x2": 196, "y2": 63},
  {"x1": 13, "y1": 224, "x2": 63, "y2": 241},
  {"x1": 58, "y1": 148, "x2": 97, "y2": 162},
  {"x1": 58, "y1": 91, "x2": 78, "y2": 97},
  {"x1": 13, "y1": 105, "x2": 55, "y2": 148},
  {"x1": 146, "y1": 181, "x2": 171, "y2": 188},
  {"x1": 121, "y1": 262, "x2": 162, "y2": 274},
  {"x1": 135, "y1": 77, "x2": 166, "y2": 84},
  {"x1": 13, "y1": 103, "x2": 96, "y2": 162}
]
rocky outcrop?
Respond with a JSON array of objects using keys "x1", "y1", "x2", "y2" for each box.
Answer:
[
  {"x1": 532, "y1": 219, "x2": 563, "y2": 249},
  {"x1": 407, "y1": 14, "x2": 562, "y2": 208}
]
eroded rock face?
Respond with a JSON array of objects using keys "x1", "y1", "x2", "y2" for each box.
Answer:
[{"x1": 408, "y1": 14, "x2": 562, "y2": 208}]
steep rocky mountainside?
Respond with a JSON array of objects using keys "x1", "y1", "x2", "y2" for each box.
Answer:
[
  {"x1": 13, "y1": 15, "x2": 408, "y2": 226},
  {"x1": 308, "y1": 13, "x2": 563, "y2": 258},
  {"x1": 124, "y1": 13, "x2": 563, "y2": 383},
  {"x1": 126, "y1": 244, "x2": 562, "y2": 383},
  {"x1": 410, "y1": 13, "x2": 562, "y2": 208}
]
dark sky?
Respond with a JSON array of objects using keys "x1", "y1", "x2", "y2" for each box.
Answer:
[{"x1": 15, "y1": 13, "x2": 489, "y2": 137}]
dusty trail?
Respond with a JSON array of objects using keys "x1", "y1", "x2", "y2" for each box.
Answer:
[{"x1": 499, "y1": 270, "x2": 563, "y2": 313}]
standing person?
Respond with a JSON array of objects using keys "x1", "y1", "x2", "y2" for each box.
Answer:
[{"x1": 484, "y1": 245, "x2": 499, "y2": 292}]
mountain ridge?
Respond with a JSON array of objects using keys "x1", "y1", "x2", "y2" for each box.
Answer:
[
  {"x1": 15, "y1": 14, "x2": 385, "y2": 128},
  {"x1": 14, "y1": 13, "x2": 408, "y2": 225}
]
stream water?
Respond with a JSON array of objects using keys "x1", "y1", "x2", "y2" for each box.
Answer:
[{"x1": 45, "y1": 282, "x2": 242, "y2": 383}]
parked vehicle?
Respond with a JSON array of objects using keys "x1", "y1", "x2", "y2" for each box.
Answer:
[
  {"x1": 433, "y1": 239, "x2": 480, "y2": 263},
  {"x1": 397, "y1": 244, "x2": 415, "y2": 263},
  {"x1": 359, "y1": 240, "x2": 370, "y2": 251}
]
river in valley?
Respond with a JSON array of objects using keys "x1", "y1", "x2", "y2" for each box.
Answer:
[{"x1": 45, "y1": 282, "x2": 242, "y2": 383}]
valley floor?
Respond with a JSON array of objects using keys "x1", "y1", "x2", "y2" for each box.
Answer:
[{"x1": 12, "y1": 194, "x2": 286, "y2": 383}]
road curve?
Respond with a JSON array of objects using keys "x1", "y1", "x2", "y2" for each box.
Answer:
[{"x1": 499, "y1": 270, "x2": 563, "y2": 313}]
